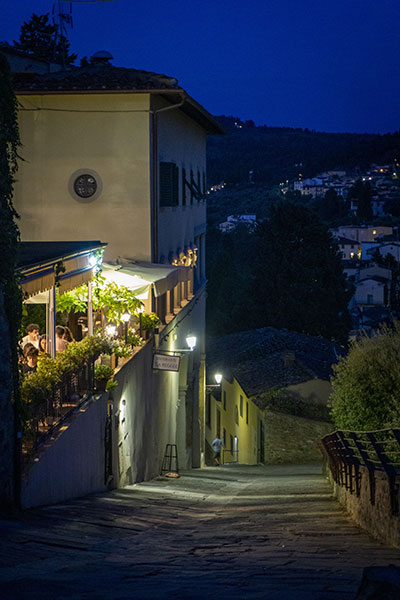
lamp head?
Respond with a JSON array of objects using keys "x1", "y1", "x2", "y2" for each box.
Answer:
[
  {"x1": 185, "y1": 334, "x2": 197, "y2": 351},
  {"x1": 137, "y1": 304, "x2": 145, "y2": 314},
  {"x1": 121, "y1": 310, "x2": 131, "y2": 323},
  {"x1": 214, "y1": 373, "x2": 222, "y2": 385}
]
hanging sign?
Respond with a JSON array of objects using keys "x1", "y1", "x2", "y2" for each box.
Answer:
[{"x1": 153, "y1": 353, "x2": 181, "y2": 372}]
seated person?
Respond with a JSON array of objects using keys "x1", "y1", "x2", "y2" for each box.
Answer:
[
  {"x1": 21, "y1": 323, "x2": 40, "y2": 349},
  {"x1": 23, "y1": 346, "x2": 39, "y2": 375},
  {"x1": 39, "y1": 335, "x2": 48, "y2": 353},
  {"x1": 56, "y1": 326, "x2": 69, "y2": 352}
]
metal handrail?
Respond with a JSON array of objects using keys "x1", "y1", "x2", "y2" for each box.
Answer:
[
  {"x1": 321, "y1": 428, "x2": 400, "y2": 514},
  {"x1": 24, "y1": 356, "x2": 96, "y2": 457}
]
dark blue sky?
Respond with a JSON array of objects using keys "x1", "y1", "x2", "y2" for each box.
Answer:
[{"x1": 2, "y1": 0, "x2": 400, "y2": 133}]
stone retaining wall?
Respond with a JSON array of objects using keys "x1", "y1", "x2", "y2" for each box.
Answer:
[{"x1": 328, "y1": 464, "x2": 400, "y2": 548}]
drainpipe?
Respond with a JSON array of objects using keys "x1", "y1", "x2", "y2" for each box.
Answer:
[{"x1": 150, "y1": 93, "x2": 186, "y2": 263}]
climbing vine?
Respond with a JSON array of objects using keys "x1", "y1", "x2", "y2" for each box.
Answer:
[{"x1": 0, "y1": 52, "x2": 22, "y2": 405}]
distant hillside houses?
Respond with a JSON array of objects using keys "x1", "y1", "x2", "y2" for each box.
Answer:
[
  {"x1": 287, "y1": 163, "x2": 400, "y2": 216},
  {"x1": 331, "y1": 225, "x2": 400, "y2": 337},
  {"x1": 218, "y1": 214, "x2": 257, "y2": 233}
]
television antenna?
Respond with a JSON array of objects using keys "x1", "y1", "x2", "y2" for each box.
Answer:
[{"x1": 52, "y1": 0, "x2": 118, "y2": 66}]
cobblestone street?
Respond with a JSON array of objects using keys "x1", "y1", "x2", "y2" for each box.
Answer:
[{"x1": 1, "y1": 464, "x2": 399, "y2": 599}]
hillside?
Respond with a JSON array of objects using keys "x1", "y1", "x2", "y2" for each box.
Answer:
[{"x1": 207, "y1": 116, "x2": 400, "y2": 186}]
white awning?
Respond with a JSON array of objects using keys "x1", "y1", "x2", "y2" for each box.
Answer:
[{"x1": 101, "y1": 260, "x2": 190, "y2": 298}]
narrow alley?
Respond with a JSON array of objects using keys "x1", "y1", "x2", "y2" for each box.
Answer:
[{"x1": 1, "y1": 464, "x2": 399, "y2": 600}]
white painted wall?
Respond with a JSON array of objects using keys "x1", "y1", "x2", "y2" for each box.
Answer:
[
  {"x1": 21, "y1": 393, "x2": 109, "y2": 508},
  {"x1": 113, "y1": 290, "x2": 205, "y2": 484}
]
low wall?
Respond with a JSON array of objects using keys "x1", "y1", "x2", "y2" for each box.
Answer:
[
  {"x1": 264, "y1": 410, "x2": 332, "y2": 464},
  {"x1": 21, "y1": 393, "x2": 109, "y2": 509},
  {"x1": 328, "y1": 465, "x2": 400, "y2": 548}
]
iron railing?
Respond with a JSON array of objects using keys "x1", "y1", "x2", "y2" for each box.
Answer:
[
  {"x1": 321, "y1": 429, "x2": 400, "y2": 515},
  {"x1": 25, "y1": 356, "x2": 96, "y2": 453}
]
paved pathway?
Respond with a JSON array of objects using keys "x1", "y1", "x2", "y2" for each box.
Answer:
[{"x1": 0, "y1": 464, "x2": 399, "y2": 599}]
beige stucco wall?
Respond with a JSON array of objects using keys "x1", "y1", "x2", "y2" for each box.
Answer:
[
  {"x1": 14, "y1": 92, "x2": 152, "y2": 262},
  {"x1": 155, "y1": 98, "x2": 207, "y2": 265},
  {"x1": 206, "y1": 378, "x2": 261, "y2": 465}
]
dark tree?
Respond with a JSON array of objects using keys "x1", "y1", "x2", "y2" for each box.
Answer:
[
  {"x1": 348, "y1": 179, "x2": 373, "y2": 221},
  {"x1": 206, "y1": 226, "x2": 254, "y2": 336},
  {"x1": 13, "y1": 13, "x2": 77, "y2": 66},
  {"x1": 313, "y1": 188, "x2": 349, "y2": 224},
  {"x1": 250, "y1": 201, "x2": 352, "y2": 344}
]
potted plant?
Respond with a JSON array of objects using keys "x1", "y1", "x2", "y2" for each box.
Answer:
[
  {"x1": 94, "y1": 364, "x2": 115, "y2": 392},
  {"x1": 140, "y1": 312, "x2": 161, "y2": 338}
]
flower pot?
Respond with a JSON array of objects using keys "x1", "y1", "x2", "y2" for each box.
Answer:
[{"x1": 95, "y1": 378, "x2": 107, "y2": 392}]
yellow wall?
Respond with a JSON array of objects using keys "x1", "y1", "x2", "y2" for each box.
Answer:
[
  {"x1": 14, "y1": 93, "x2": 150, "y2": 262},
  {"x1": 14, "y1": 92, "x2": 209, "y2": 267},
  {"x1": 206, "y1": 378, "x2": 262, "y2": 465}
]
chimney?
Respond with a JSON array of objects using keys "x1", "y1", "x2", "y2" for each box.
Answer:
[{"x1": 90, "y1": 51, "x2": 113, "y2": 65}]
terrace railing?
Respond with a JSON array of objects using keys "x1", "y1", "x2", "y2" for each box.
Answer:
[
  {"x1": 25, "y1": 356, "x2": 96, "y2": 455},
  {"x1": 321, "y1": 429, "x2": 400, "y2": 515}
]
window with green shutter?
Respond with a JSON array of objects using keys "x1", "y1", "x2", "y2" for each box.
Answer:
[
  {"x1": 182, "y1": 167, "x2": 187, "y2": 205},
  {"x1": 159, "y1": 162, "x2": 179, "y2": 207}
]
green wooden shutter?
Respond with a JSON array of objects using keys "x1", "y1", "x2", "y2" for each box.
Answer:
[
  {"x1": 160, "y1": 162, "x2": 179, "y2": 207},
  {"x1": 182, "y1": 167, "x2": 187, "y2": 205}
]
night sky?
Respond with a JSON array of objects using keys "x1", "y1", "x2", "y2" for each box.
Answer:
[{"x1": 2, "y1": 0, "x2": 400, "y2": 134}]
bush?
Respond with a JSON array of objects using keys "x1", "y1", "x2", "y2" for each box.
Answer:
[
  {"x1": 140, "y1": 312, "x2": 161, "y2": 331},
  {"x1": 94, "y1": 364, "x2": 114, "y2": 381},
  {"x1": 330, "y1": 323, "x2": 400, "y2": 430},
  {"x1": 21, "y1": 334, "x2": 113, "y2": 406}
]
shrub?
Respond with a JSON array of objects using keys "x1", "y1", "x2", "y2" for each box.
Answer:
[
  {"x1": 94, "y1": 364, "x2": 114, "y2": 381},
  {"x1": 141, "y1": 312, "x2": 161, "y2": 331},
  {"x1": 21, "y1": 334, "x2": 113, "y2": 406},
  {"x1": 330, "y1": 323, "x2": 400, "y2": 430}
]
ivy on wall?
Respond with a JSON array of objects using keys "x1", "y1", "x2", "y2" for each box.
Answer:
[{"x1": 0, "y1": 53, "x2": 22, "y2": 403}]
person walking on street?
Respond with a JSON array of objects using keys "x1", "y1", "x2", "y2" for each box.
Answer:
[{"x1": 211, "y1": 437, "x2": 223, "y2": 466}]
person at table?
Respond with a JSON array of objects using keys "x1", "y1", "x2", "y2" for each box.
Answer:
[
  {"x1": 56, "y1": 326, "x2": 69, "y2": 352},
  {"x1": 22, "y1": 346, "x2": 39, "y2": 375},
  {"x1": 39, "y1": 335, "x2": 49, "y2": 354},
  {"x1": 21, "y1": 323, "x2": 40, "y2": 349}
]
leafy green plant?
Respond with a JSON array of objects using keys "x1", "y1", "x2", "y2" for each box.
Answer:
[
  {"x1": 330, "y1": 323, "x2": 400, "y2": 430},
  {"x1": 57, "y1": 279, "x2": 142, "y2": 323},
  {"x1": 94, "y1": 364, "x2": 114, "y2": 381},
  {"x1": 126, "y1": 329, "x2": 143, "y2": 347},
  {"x1": 106, "y1": 379, "x2": 118, "y2": 392},
  {"x1": 21, "y1": 334, "x2": 113, "y2": 406},
  {"x1": 140, "y1": 312, "x2": 161, "y2": 331}
]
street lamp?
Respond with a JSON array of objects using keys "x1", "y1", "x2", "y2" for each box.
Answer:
[
  {"x1": 121, "y1": 310, "x2": 131, "y2": 343},
  {"x1": 185, "y1": 334, "x2": 197, "y2": 351},
  {"x1": 206, "y1": 372, "x2": 223, "y2": 391}
]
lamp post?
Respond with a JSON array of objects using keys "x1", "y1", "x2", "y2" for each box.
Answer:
[
  {"x1": 121, "y1": 310, "x2": 131, "y2": 343},
  {"x1": 137, "y1": 304, "x2": 144, "y2": 337}
]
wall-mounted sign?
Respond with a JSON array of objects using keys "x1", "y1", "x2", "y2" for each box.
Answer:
[{"x1": 153, "y1": 353, "x2": 181, "y2": 372}]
